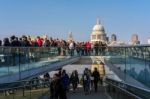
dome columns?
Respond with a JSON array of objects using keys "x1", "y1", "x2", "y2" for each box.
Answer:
[{"x1": 91, "y1": 18, "x2": 107, "y2": 43}]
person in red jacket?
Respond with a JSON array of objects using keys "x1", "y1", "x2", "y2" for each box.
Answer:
[
  {"x1": 36, "y1": 36, "x2": 43, "y2": 47},
  {"x1": 85, "y1": 42, "x2": 91, "y2": 56}
]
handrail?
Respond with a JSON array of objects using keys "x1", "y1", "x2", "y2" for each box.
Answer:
[
  {"x1": 0, "y1": 81, "x2": 50, "y2": 99},
  {"x1": 0, "y1": 78, "x2": 45, "y2": 86},
  {"x1": 0, "y1": 74, "x2": 149, "y2": 99},
  {"x1": 108, "y1": 44, "x2": 150, "y2": 47},
  {"x1": 106, "y1": 80, "x2": 142, "y2": 99},
  {"x1": 0, "y1": 78, "x2": 50, "y2": 91},
  {"x1": 106, "y1": 77, "x2": 150, "y2": 99},
  {"x1": 106, "y1": 77, "x2": 150, "y2": 93},
  {"x1": 0, "y1": 73, "x2": 110, "y2": 91}
]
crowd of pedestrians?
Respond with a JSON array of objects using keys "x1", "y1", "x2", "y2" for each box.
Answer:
[
  {"x1": 50, "y1": 70, "x2": 69, "y2": 99},
  {"x1": 0, "y1": 35, "x2": 107, "y2": 56},
  {"x1": 0, "y1": 35, "x2": 104, "y2": 98},
  {"x1": 82, "y1": 67, "x2": 102, "y2": 94},
  {"x1": 0, "y1": 35, "x2": 69, "y2": 47},
  {"x1": 9, "y1": 66, "x2": 101, "y2": 99},
  {"x1": 48, "y1": 67, "x2": 102, "y2": 99},
  {"x1": 0, "y1": 35, "x2": 107, "y2": 68}
]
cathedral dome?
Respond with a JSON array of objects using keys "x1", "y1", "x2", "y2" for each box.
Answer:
[
  {"x1": 92, "y1": 18, "x2": 105, "y2": 32},
  {"x1": 93, "y1": 24, "x2": 104, "y2": 31},
  {"x1": 91, "y1": 18, "x2": 107, "y2": 44}
]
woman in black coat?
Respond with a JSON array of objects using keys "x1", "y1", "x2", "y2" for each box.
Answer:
[{"x1": 70, "y1": 70, "x2": 79, "y2": 91}]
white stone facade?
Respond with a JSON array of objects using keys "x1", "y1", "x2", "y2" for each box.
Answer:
[{"x1": 91, "y1": 18, "x2": 107, "y2": 44}]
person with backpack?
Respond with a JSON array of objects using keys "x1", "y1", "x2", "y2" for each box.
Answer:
[{"x1": 82, "y1": 68, "x2": 91, "y2": 95}]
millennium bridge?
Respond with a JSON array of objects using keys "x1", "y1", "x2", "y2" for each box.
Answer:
[{"x1": 0, "y1": 45, "x2": 150, "y2": 99}]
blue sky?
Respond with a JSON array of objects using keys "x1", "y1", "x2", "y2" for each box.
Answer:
[{"x1": 0, "y1": 0, "x2": 150, "y2": 43}]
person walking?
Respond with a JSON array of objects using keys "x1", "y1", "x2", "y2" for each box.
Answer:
[
  {"x1": 61, "y1": 70, "x2": 69, "y2": 98},
  {"x1": 82, "y1": 68, "x2": 91, "y2": 95},
  {"x1": 70, "y1": 70, "x2": 79, "y2": 92},
  {"x1": 50, "y1": 73, "x2": 67, "y2": 99},
  {"x1": 92, "y1": 68, "x2": 100, "y2": 92}
]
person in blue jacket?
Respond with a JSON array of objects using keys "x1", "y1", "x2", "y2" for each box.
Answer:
[{"x1": 61, "y1": 70, "x2": 69, "y2": 98}]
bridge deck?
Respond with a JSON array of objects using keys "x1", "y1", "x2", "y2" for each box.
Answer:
[
  {"x1": 68, "y1": 86, "x2": 109, "y2": 99},
  {"x1": 41, "y1": 86, "x2": 109, "y2": 99},
  {"x1": 72, "y1": 56, "x2": 93, "y2": 64}
]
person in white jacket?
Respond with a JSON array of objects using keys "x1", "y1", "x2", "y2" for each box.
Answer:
[{"x1": 69, "y1": 40, "x2": 75, "y2": 56}]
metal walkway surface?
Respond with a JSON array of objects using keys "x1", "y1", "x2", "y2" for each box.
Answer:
[
  {"x1": 41, "y1": 56, "x2": 109, "y2": 99},
  {"x1": 67, "y1": 87, "x2": 109, "y2": 99},
  {"x1": 72, "y1": 56, "x2": 93, "y2": 64},
  {"x1": 41, "y1": 86, "x2": 110, "y2": 99}
]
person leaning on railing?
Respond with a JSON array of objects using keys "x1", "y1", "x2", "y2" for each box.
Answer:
[
  {"x1": 0, "y1": 40, "x2": 2, "y2": 46},
  {"x1": 3, "y1": 38, "x2": 11, "y2": 46},
  {"x1": 0, "y1": 35, "x2": 108, "y2": 56},
  {"x1": 94, "y1": 42, "x2": 99, "y2": 56},
  {"x1": 69, "y1": 40, "x2": 75, "y2": 56},
  {"x1": 85, "y1": 42, "x2": 91, "y2": 56}
]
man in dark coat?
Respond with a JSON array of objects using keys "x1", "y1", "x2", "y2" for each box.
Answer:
[
  {"x1": 50, "y1": 73, "x2": 67, "y2": 99},
  {"x1": 92, "y1": 68, "x2": 100, "y2": 92},
  {"x1": 70, "y1": 70, "x2": 79, "y2": 91},
  {"x1": 3, "y1": 38, "x2": 10, "y2": 46},
  {"x1": 0, "y1": 40, "x2": 2, "y2": 46}
]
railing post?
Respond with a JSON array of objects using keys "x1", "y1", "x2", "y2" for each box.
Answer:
[
  {"x1": 124, "y1": 47, "x2": 127, "y2": 81},
  {"x1": 22, "y1": 86, "x2": 25, "y2": 97},
  {"x1": 19, "y1": 48, "x2": 21, "y2": 80},
  {"x1": 4, "y1": 90, "x2": 6, "y2": 96},
  {"x1": 30, "y1": 83, "x2": 31, "y2": 99},
  {"x1": 144, "y1": 47, "x2": 147, "y2": 85},
  {"x1": 13, "y1": 89, "x2": 14, "y2": 99}
]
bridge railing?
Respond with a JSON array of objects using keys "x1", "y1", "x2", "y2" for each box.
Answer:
[
  {"x1": 0, "y1": 47, "x2": 76, "y2": 79},
  {"x1": 105, "y1": 77, "x2": 150, "y2": 99},
  {"x1": 0, "y1": 45, "x2": 150, "y2": 87},
  {"x1": 104, "y1": 45, "x2": 150, "y2": 89},
  {"x1": 0, "y1": 74, "x2": 149, "y2": 99},
  {"x1": 0, "y1": 78, "x2": 50, "y2": 99}
]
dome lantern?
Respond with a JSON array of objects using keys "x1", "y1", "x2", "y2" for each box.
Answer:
[{"x1": 96, "y1": 18, "x2": 100, "y2": 25}]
